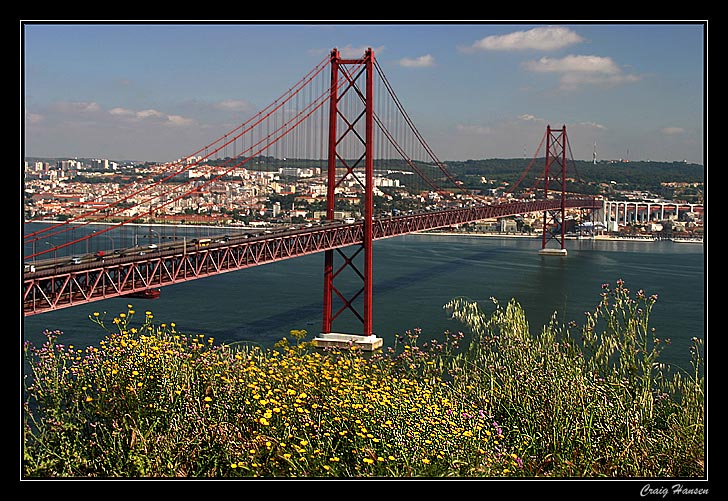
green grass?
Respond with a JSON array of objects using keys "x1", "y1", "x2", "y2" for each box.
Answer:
[{"x1": 22, "y1": 279, "x2": 704, "y2": 478}]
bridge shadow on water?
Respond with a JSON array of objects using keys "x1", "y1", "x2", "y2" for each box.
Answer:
[{"x1": 220, "y1": 245, "x2": 510, "y2": 346}]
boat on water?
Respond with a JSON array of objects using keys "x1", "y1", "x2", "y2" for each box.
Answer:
[{"x1": 123, "y1": 288, "x2": 161, "y2": 299}]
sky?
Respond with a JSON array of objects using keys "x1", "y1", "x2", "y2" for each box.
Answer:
[{"x1": 22, "y1": 22, "x2": 706, "y2": 165}]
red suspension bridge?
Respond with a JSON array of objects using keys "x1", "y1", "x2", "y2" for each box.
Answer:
[{"x1": 23, "y1": 48, "x2": 602, "y2": 343}]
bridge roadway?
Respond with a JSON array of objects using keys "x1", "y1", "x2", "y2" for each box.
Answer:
[{"x1": 23, "y1": 198, "x2": 601, "y2": 316}]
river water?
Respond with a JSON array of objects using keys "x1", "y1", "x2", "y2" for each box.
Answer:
[{"x1": 22, "y1": 224, "x2": 706, "y2": 372}]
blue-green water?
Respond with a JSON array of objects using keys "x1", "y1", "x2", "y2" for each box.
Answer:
[{"x1": 22, "y1": 227, "x2": 705, "y2": 371}]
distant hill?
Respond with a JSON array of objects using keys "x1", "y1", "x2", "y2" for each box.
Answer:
[
  {"x1": 25, "y1": 155, "x2": 705, "y2": 197},
  {"x1": 444, "y1": 158, "x2": 704, "y2": 195}
]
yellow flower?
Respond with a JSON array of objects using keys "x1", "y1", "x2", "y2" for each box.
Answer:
[{"x1": 204, "y1": 396, "x2": 212, "y2": 402}]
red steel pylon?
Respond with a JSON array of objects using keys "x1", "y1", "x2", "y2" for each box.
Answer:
[
  {"x1": 540, "y1": 125, "x2": 568, "y2": 252},
  {"x1": 322, "y1": 48, "x2": 375, "y2": 336}
]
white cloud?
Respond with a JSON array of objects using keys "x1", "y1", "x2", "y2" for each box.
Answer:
[
  {"x1": 518, "y1": 114, "x2": 544, "y2": 123},
  {"x1": 337, "y1": 45, "x2": 385, "y2": 58},
  {"x1": 215, "y1": 99, "x2": 254, "y2": 113},
  {"x1": 109, "y1": 107, "x2": 136, "y2": 117},
  {"x1": 577, "y1": 121, "x2": 607, "y2": 130},
  {"x1": 469, "y1": 26, "x2": 584, "y2": 51},
  {"x1": 455, "y1": 124, "x2": 493, "y2": 135},
  {"x1": 446, "y1": 115, "x2": 552, "y2": 160},
  {"x1": 108, "y1": 106, "x2": 194, "y2": 126},
  {"x1": 523, "y1": 55, "x2": 640, "y2": 90},
  {"x1": 524, "y1": 55, "x2": 620, "y2": 75},
  {"x1": 165, "y1": 114, "x2": 194, "y2": 126},
  {"x1": 457, "y1": 114, "x2": 548, "y2": 137},
  {"x1": 136, "y1": 109, "x2": 166, "y2": 120},
  {"x1": 399, "y1": 54, "x2": 435, "y2": 68},
  {"x1": 448, "y1": 115, "x2": 612, "y2": 161},
  {"x1": 51, "y1": 101, "x2": 102, "y2": 113}
]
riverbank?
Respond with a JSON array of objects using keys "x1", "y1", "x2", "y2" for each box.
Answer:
[
  {"x1": 418, "y1": 231, "x2": 538, "y2": 239},
  {"x1": 417, "y1": 231, "x2": 703, "y2": 243}
]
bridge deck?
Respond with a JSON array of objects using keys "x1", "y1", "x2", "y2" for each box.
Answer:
[{"x1": 23, "y1": 199, "x2": 601, "y2": 316}]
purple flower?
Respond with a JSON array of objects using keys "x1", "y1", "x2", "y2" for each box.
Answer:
[{"x1": 493, "y1": 421, "x2": 503, "y2": 436}]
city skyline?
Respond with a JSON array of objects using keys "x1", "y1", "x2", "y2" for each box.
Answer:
[{"x1": 23, "y1": 22, "x2": 706, "y2": 165}]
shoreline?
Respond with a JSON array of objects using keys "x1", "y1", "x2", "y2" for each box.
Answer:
[
  {"x1": 415, "y1": 231, "x2": 702, "y2": 243},
  {"x1": 24, "y1": 220, "x2": 702, "y2": 244},
  {"x1": 416, "y1": 231, "x2": 538, "y2": 239}
]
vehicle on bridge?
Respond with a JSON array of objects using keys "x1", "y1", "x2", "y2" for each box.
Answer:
[
  {"x1": 122, "y1": 288, "x2": 161, "y2": 299},
  {"x1": 191, "y1": 238, "x2": 212, "y2": 248}
]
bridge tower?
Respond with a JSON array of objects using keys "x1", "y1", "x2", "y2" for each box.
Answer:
[
  {"x1": 538, "y1": 125, "x2": 569, "y2": 256},
  {"x1": 315, "y1": 48, "x2": 383, "y2": 350}
]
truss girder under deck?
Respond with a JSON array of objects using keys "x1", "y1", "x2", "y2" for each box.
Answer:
[{"x1": 23, "y1": 198, "x2": 600, "y2": 316}]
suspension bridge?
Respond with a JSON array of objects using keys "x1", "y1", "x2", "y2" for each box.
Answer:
[{"x1": 24, "y1": 48, "x2": 605, "y2": 346}]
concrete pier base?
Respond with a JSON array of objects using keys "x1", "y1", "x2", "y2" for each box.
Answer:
[
  {"x1": 313, "y1": 332, "x2": 383, "y2": 351},
  {"x1": 538, "y1": 248, "x2": 568, "y2": 256}
]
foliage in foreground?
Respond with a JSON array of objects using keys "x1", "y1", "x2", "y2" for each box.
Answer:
[
  {"x1": 22, "y1": 280, "x2": 704, "y2": 478},
  {"x1": 444, "y1": 279, "x2": 705, "y2": 477}
]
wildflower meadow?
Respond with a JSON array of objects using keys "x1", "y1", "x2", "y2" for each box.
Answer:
[{"x1": 22, "y1": 280, "x2": 704, "y2": 478}]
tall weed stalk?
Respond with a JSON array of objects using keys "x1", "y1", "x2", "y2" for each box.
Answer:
[{"x1": 443, "y1": 279, "x2": 704, "y2": 477}]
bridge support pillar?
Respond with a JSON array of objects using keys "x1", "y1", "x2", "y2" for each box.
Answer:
[
  {"x1": 539, "y1": 125, "x2": 568, "y2": 256},
  {"x1": 317, "y1": 47, "x2": 383, "y2": 350}
]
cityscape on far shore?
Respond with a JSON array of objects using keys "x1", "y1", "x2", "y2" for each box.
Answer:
[{"x1": 23, "y1": 156, "x2": 704, "y2": 243}]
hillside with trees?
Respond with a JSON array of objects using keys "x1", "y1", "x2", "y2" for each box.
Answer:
[{"x1": 444, "y1": 158, "x2": 704, "y2": 202}]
